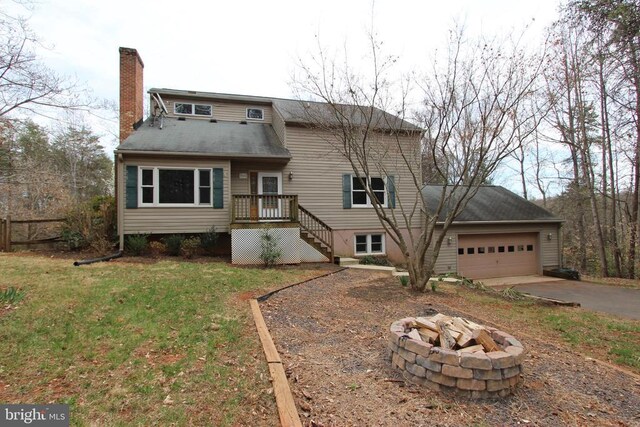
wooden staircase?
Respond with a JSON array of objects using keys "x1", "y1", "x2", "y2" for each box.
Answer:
[{"x1": 298, "y1": 205, "x2": 334, "y2": 262}]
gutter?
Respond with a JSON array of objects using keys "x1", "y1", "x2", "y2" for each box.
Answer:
[
  {"x1": 436, "y1": 219, "x2": 565, "y2": 225},
  {"x1": 114, "y1": 149, "x2": 291, "y2": 161}
]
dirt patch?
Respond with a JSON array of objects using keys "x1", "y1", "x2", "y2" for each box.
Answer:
[{"x1": 262, "y1": 269, "x2": 640, "y2": 426}]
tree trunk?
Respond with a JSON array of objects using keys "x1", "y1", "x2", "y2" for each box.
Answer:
[
  {"x1": 626, "y1": 45, "x2": 640, "y2": 278},
  {"x1": 598, "y1": 49, "x2": 623, "y2": 276}
]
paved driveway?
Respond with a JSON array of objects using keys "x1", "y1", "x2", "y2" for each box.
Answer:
[{"x1": 513, "y1": 280, "x2": 640, "y2": 320}]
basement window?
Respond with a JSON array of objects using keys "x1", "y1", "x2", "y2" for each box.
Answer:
[
  {"x1": 174, "y1": 102, "x2": 212, "y2": 117},
  {"x1": 354, "y1": 234, "x2": 385, "y2": 255},
  {"x1": 246, "y1": 108, "x2": 264, "y2": 120}
]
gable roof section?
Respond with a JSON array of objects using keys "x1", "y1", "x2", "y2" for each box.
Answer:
[
  {"x1": 422, "y1": 185, "x2": 562, "y2": 223},
  {"x1": 149, "y1": 88, "x2": 422, "y2": 132},
  {"x1": 117, "y1": 117, "x2": 291, "y2": 160}
]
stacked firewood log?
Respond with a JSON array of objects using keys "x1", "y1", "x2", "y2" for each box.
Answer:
[{"x1": 405, "y1": 313, "x2": 501, "y2": 353}]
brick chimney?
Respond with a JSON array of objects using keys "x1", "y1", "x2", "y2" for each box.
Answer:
[{"x1": 119, "y1": 47, "x2": 144, "y2": 143}]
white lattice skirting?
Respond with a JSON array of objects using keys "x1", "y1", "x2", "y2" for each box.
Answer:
[{"x1": 231, "y1": 227, "x2": 328, "y2": 265}]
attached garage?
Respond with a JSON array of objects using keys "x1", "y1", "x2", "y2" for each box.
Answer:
[
  {"x1": 457, "y1": 233, "x2": 539, "y2": 279},
  {"x1": 422, "y1": 185, "x2": 564, "y2": 280}
]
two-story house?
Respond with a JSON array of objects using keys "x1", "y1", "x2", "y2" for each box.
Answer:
[
  {"x1": 115, "y1": 47, "x2": 422, "y2": 264},
  {"x1": 116, "y1": 47, "x2": 564, "y2": 277}
]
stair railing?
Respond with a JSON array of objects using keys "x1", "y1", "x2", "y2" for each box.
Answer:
[{"x1": 298, "y1": 205, "x2": 334, "y2": 258}]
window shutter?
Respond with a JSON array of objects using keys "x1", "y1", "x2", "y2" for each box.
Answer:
[
  {"x1": 342, "y1": 174, "x2": 352, "y2": 209},
  {"x1": 126, "y1": 165, "x2": 138, "y2": 209},
  {"x1": 213, "y1": 168, "x2": 224, "y2": 209},
  {"x1": 387, "y1": 175, "x2": 396, "y2": 208}
]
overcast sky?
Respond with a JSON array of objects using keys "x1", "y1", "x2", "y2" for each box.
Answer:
[{"x1": 9, "y1": 0, "x2": 563, "y2": 193}]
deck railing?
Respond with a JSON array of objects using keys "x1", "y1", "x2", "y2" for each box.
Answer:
[{"x1": 231, "y1": 195, "x2": 299, "y2": 222}]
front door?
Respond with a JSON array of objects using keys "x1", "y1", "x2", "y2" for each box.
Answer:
[{"x1": 258, "y1": 172, "x2": 282, "y2": 219}]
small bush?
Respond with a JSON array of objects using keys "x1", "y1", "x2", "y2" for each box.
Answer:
[
  {"x1": 431, "y1": 280, "x2": 438, "y2": 292},
  {"x1": 399, "y1": 276, "x2": 409, "y2": 287},
  {"x1": 200, "y1": 226, "x2": 218, "y2": 255},
  {"x1": 180, "y1": 237, "x2": 201, "y2": 259},
  {"x1": 360, "y1": 255, "x2": 390, "y2": 266},
  {"x1": 126, "y1": 234, "x2": 149, "y2": 256},
  {"x1": 163, "y1": 234, "x2": 184, "y2": 256},
  {"x1": 62, "y1": 196, "x2": 116, "y2": 254},
  {"x1": 501, "y1": 286, "x2": 525, "y2": 300},
  {"x1": 0, "y1": 287, "x2": 25, "y2": 305},
  {"x1": 149, "y1": 241, "x2": 166, "y2": 256},
  {"x1": 260, "y1": 228, "x2": 282, "y2": 267}
]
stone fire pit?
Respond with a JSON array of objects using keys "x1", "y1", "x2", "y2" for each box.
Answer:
[{"x1": 388, "y1": 315, "x2": 525, "y2": 398}]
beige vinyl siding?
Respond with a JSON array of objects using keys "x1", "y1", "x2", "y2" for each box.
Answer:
[
  {"x1": 272, "y1": 107, "x2": 286, "y2": 146},
  {"x1": 280, "y1": 127, "x2": 421, "y2": 230},
  {"x1": 432, "y1": 223, "x2": 562, "y2": 275},
  {"x1": 157, "y1": 97, "x2": 273, "y2": 123},
  {"x1": 230, "y1": 161, "x2": 287, "y2": 195},
  {"x1": 119, "y1": 156, "x2": 231, "y2": 235}
]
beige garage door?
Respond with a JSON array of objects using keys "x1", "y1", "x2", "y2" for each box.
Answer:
[{"x1": 457, "y1": 233, "x2": 539, "y2": 279}]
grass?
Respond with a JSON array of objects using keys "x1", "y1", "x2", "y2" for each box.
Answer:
[
  {"x1": 0, "y1": 254, "x2": 325, "y2": 426},
  {"x1": 438, "y1": 283, "x2": 640, "y2": 373}
]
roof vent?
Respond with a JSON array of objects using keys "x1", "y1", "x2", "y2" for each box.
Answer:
[
  {"x1": 240, "y1": 120, "x2": 247, "y2": 125},
  {"x1": 178, "y1": 117, "x2": 186, "y2": 121},
  {"x1": 210, "y1": 119, "x2": 217, "y2": 123}
]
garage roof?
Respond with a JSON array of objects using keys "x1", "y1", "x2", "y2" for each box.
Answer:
[
  {"x1": 117, "y1": 117, "x2": 291, "y2": 160},
  {"x1": 422, "y1": 185, "x2": 562, "y2": 223}
]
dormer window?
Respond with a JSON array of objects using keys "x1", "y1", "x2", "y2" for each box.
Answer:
[
  {"x1": 174, "y1": 102, "x2": 212, "y2": 117},
  {"x1": 246, "y1": 108, "x2": 264, "y2": 120}
]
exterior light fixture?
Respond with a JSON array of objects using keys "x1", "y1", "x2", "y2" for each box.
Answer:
[
  {"x1": 547, "y1": 233, "x2": 553, "y2": 241},
  {"x1": 289, "y1": 172, "x2": 293, "y2": 180}
]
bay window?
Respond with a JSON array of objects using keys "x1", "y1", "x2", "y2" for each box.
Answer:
[{"x1": 139, "y1": 167, "x2": 213, "y2": 206}]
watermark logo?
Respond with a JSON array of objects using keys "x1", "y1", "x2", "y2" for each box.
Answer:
[{"x1": 1, "y1": 405, "x2": 69, "y2": 426}]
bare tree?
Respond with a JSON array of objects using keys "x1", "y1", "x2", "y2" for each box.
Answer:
[
  {"x1": 0, "y1": 2, "x2": 89, "y2": 120},
  {"x1": 292, "y1": 27, "x2": 544, "y2": 291}
]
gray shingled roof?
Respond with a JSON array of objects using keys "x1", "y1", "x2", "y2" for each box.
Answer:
[
  {"x1": 422, "y1": 185, "x2": 562, "y2": 223},
  {"x1": 272, "y1": 99, "x2": 422, "y2": 131},
  {"x1": 117, "y1": 117, "x2": 291, "y2": 159},
  {"x1": 149, "y1": 88, "x2": 422, "y2": 132}
]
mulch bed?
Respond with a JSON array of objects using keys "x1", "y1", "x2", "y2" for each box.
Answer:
[{"x1": 261, "y1": 269, "x2": 640, "y2": 426}]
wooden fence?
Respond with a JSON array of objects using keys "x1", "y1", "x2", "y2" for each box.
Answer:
[{"x1": 0, "y1": 217, "x2": 66, "y2": 252}]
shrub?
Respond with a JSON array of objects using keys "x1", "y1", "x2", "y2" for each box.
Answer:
[
  {"x1": 149, "y1": 241, "x2": 166, "y2": 256},
  {"x1": 62, "y1": 195, "x2": 116, "y2": 254},
  {"x1": 399, "y1": 276, "x2": 409, "y2": 287},
  {"x1": 360, "y1": 255, "x2": 390, "y2": 266},
  {"x1": 260, "y1": 228, "x2": 282, "y2": 267},
  {"x1": 180, "y1": 237, "x2": 201, "y2": 259},
  {"x1": 163, "y1": 234, "x2": 184, "y2": 256},
  {"x1": 200, "y1": 226, "x2": 218, "y2": 255},
  {"x1": 0, "y1": 287, "x2": 25, "y2": 305},
  {"x1": 126, "y1": 234, "x2": 149, "y2": 256}
]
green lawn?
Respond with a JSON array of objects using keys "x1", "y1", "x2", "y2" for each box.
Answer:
[
  {"x1": 439, "y1": 284, "x2": 640, "y2": 373},
  {"x1": 0, "y1": 254, "x2": 325, "y2": 426}
]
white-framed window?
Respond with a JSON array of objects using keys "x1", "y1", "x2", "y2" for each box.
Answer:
[
  {"x1": 354, "y1": 234, "x2": 385, "y2": 255},
  {"x1": 246, "y1": 108, "x2": 264, "y2": 120},
  {"x1": 352, "y1": 175, "x2": 386, "y2": 207},
  {"x1": 139, "y1": 167, "x2": 213, "y2": 207},
  {"x1": 174, "y1": 102, "x2": 212, "y2": 117}
]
